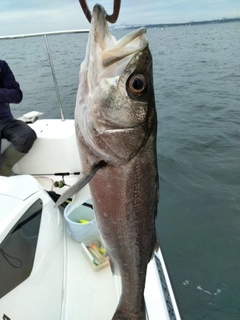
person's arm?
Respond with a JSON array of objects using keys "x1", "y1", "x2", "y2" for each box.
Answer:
[{"x1": 0, "y1": 61, "x2": 23, "y2": 104}]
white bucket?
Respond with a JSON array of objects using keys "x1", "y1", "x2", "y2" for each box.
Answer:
[{"x1": 64, "y1": 201, "x2": 99, "y2": 243}]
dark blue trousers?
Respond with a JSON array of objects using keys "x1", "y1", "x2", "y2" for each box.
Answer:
[{"x1": 0, "y1": 118, "x2": 37, "y2": 159}]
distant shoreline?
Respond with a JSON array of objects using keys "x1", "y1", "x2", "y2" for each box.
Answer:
[{"x1": 113, "y1": 17, "x2": 240, "y2": 30}]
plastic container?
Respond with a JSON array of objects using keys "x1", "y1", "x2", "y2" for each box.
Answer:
[
  {"x1": 64, "y1": 201, "x2": 99, "y2": 243},
  {"x1": 81, "y1": 238, "x2": 109, "y2": 271}
]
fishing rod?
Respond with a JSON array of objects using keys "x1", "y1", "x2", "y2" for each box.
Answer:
[
  {"x1": 32, "y1": 171, "x2": 80, "y2": 188},
  {"x1": 44, "y1": 35, "x2": 65, "y2": 121}
]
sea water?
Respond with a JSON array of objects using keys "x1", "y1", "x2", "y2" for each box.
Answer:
[{"x1": 1, "y1": 21, "x2": 240, "y2": 320}]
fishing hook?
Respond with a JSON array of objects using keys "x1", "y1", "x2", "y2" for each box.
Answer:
[{"x1": 79, "y1": 0, "x2": 121, "y2": 23}]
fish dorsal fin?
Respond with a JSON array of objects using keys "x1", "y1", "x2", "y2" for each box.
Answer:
[{"x1": 55, "y1": 161, "x2": 106, "y2": 207}]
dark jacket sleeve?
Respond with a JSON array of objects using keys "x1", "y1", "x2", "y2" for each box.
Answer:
[{"x1": 0, "y1": 61, "x2": 23, "y2": 104}]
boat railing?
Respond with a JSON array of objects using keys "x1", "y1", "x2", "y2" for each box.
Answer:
[
  {"x1": 0, "y1": 29, "x2": 89, "y2": 40},
  {"x1": 0, "y1": 30, "x2": 89, "y2": 120}
]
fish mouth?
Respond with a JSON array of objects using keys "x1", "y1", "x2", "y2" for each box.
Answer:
[{"x1": 91, "y1": 4, "x2": 148, "y2": 77}]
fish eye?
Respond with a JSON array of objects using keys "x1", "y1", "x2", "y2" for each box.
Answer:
[{"x1": 128, "y1": 74, "x2": 147, "y2": 96}]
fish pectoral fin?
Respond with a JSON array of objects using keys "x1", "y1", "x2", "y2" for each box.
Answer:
[
  {"x1": 54, "y1": 160, "x2": 106, "y2": 207},
  {"x1": 109, "y1": 259, "x2": 120, "y2": 276}
]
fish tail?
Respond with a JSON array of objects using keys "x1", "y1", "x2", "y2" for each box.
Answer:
[
  {"x1": 112, "y1": 297, "x2": 146, "y2": 320},
  {"x1": 112, "y1": 311, "x2": 146, "y2": 320}
]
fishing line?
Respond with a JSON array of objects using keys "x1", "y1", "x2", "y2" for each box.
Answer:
[{"x1": 0, "y1": 248, "x2": 23, "y2": 268}]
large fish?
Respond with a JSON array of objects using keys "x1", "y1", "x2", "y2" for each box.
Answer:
[{"x1": 57, "y1": 4, "x2": 159, "y2": 319}]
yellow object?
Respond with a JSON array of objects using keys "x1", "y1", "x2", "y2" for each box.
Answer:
[{"x1": 78, "y1": 219, "x2": 89, "y2": 223}]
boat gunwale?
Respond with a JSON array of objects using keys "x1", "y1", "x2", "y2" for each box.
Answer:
[{"x1": 0, "y1": 29, "x2": 89, "y2": 40}]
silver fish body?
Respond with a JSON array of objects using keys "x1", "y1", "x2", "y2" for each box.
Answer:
[{"x1": 75, "y1": 4, "x2": 159, "y2": 319}]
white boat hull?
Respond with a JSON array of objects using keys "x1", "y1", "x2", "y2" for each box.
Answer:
[{"x1": 0, "y1": 119, "x2": 181, "y2": 320}]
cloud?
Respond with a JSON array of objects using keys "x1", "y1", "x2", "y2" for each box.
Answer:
[
  {"x1": 0, "y1": 0, "x2": 239, "y2": 36},
  {"x1": 0, "y1": 1, "x2": 88, "y2": 35}
]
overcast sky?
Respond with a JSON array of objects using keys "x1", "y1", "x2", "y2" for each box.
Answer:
[{"x1": 0, "y1": 0, "x2": 239, "y2": 36}]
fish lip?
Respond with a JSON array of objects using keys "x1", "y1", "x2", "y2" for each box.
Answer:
[
  {"x1": 102, "y1": 128, "x2": 135, "y2": 134},
  {"x1": 94, "y1": 127, "x2": 135, "y2": 135},
  {"x1": 102, "y1": 28, "x2": 147, "y2": 68},
  {"x1": 91, "y1": 4, "x2": 110, "y2": 49},
  {"x1": 96, "y1": 121, "x2": 146, "y2": 135}
]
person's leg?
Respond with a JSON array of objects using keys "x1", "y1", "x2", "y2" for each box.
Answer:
[
  {"x1": 0, "y1": 144, "x2": 26, "y2": 176},
  {"x1": 2, "y1": 119, "x2": 37, "y2": 154},
  {"x1": 0, "y1": 119, "x2": 37, "y2": 176}
]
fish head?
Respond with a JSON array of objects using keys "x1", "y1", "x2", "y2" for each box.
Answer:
[{"x1": 76, "y1": 4, "x2": 156, "y2": 164}]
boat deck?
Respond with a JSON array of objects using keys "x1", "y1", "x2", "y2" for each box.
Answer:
[{"x1": 61, "y1": 223, "x2": 119, "y2": 320}]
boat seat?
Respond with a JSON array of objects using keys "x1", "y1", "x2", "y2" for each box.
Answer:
[{"x1": 1, "y1": 119, "x2": 81, "y2": 175}]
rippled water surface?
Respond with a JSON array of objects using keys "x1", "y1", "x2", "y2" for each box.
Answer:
[{"x1": 1, "y1": 21, "x2": 240, "y2": 320}]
